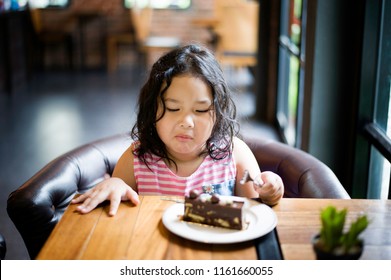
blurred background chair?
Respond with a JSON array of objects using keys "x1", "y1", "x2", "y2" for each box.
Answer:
[
  {"x1": 29, "y1": 7, "x2": 76, "y2": 70},
  {"x1": 213, "y1": 0, "x2": 259, "y2": 69},
  {"x1": 130, "y1": 2, "x2": 181, "y2": 68},
  {"x1": 7, "y1": 133, "x2": 349, "y2": 259},
  {"x1": 106, "y1": 2, "x2": 181, "y2": 73},
  {"x1": 106, "y1": 33, "x2": 134, "y2": 73}
]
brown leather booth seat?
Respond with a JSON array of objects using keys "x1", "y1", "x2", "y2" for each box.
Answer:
[
  {"x1": 243, "y1": 137, "x2": 350, "y2": 199},
  {"x1": 7, "y1": 133, "x2": 350, "y2": 259}
]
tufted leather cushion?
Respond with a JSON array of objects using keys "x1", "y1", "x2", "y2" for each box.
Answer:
[
  {"x1": 7, "y1": 133, "x2": 349, "y2": 259},
  {"x1": 244, "y1": 137, "x2": 350, "y2": 199},
  {"x1": 7, "y1": 133, "x2": 132, "y2": 260}
]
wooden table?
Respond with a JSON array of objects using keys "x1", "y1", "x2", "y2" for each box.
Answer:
[{"x1": 36, "y1": 197, "x2": 391, "y2": 260}]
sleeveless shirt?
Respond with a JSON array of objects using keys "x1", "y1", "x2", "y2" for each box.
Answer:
[{"x1": 133, "y1": 146, "x2": 237, "y2": 196}]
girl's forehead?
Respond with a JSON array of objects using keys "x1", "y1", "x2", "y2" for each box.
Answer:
[
  {"x1": 162, "y1": 74, "x2": 206, "y2": 86},
  {"x1": 162, "y1": 75, "x2": 212, "y2": 100}
]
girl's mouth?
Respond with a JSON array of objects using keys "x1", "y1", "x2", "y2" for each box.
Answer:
[{"x1": 175, "y1": 135, "x2": 192, "y2": 141}]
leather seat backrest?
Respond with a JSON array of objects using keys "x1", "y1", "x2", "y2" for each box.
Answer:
[
  {"x1": 244, "y1": 137, "x2": 350, "y2": 199},
  {"x1": 7, "y1": 134, "x2": 132, "y2": 259}
]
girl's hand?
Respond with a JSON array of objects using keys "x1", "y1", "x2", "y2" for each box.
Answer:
[
  {"x1": 253, "y1": 171, "x2": 284, "y2": 206},
  {"x1": 71, "y1": 177, "x2": 140, "y2": 216}
]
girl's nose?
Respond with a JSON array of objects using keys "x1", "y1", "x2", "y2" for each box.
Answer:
[{"x1": 179, "y1": 113, "x2": 194, "y2": 128}]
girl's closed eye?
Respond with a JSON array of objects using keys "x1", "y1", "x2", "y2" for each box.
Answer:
[
  {"x1": 196, "y1": 105, "x2": 214, "y2": 113},
  {"x1": 165, "y1": 107, "x2": 213, "y2": 113},
  {"x1": 195, "y1": 109, "x2": 212, "y2": 113}
]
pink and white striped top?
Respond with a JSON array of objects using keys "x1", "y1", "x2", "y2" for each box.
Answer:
[{"x1": 133, "y1": 150, "x2": 237, "y2": 196}]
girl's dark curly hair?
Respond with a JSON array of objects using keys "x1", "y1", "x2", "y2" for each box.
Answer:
[{"x1": 131, "y1": 44, "x2": 239, "y2": 168}]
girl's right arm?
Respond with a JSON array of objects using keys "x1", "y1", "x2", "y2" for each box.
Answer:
[{"x1": 71, "y1": 145, "x2": 140, "y2": 216}]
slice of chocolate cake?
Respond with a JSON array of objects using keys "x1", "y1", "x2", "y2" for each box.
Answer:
[{"x1": 183, "y1": 190, "x2": 245, "y2": 230}]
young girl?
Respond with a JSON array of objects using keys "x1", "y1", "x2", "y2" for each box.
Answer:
[{"x1": 72, "y1": 44, "x2": 284, "y2": 216}]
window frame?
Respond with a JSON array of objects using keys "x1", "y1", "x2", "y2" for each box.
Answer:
[
  {"x1": 28, "y1": 0, "x2": 71, "y2": 9},
  {"x1": 123, "y1": 0, "x2": 191, "y2": 10}
]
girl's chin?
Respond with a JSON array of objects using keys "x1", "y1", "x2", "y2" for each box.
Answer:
[{"x1": 168, "y1": 145, "x2": 202, "y2": 157}]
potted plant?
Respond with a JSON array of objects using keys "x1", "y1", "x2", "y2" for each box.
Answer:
[{"x1": 312, "y1": 205, "x2": 369, "y2": 260}]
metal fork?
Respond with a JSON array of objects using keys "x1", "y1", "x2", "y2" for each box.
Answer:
[
  {"x1": 239, "y1": 170, "x2": 262, "y2": 186},
  {"x1": 239, "y1": 170, "x2": 252, "y2": 185}
]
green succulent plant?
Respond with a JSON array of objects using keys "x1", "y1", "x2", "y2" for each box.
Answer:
[{"x1": 316, "y1": 205, "x2": 369, "y2": 255}]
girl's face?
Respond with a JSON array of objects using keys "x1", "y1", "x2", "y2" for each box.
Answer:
[{"x1": 156, "y1": 75, "x2": 215, "y2": 162}]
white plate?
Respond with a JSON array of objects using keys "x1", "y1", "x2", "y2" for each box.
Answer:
[{"x1": 162, "y1": 198, "x2": 277, "y2": 244}]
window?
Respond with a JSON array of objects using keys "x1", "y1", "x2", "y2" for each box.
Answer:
[
  {"x1": 276, "y1": 0, "x2": 304, "y2": 147},
  {"x1": 378, "y1": 86, "x2": 391, "y2": 199},
  {"x1": 124, "y1": 0, "x2": 191, "y2": 9},
  {"x1": 352, "y1": 0, "x2": 390, "y2": 199},
  {"x1": 382, "y1": 90, "x2": 391, "y2": 198},
  {"x1": 1, "y1": 0, "x2": 28, "y2": 10},
  {"x1": 28, "y1": 0, "x2": 69, "y2": 9}
]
